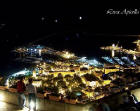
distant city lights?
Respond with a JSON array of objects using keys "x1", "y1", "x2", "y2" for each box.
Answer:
[
  {"x1": 61, "y1": 51, "x2": 75, "y2": 59},
  {"x1": 3, "y1": 41, "x2": 140, "y2": 105}
]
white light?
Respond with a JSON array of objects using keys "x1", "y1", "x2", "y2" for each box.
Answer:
[
  {"x1": 54, "y1": 19, "x2": 58, "y2": 23},
  {"x1": 112, "y1": 44, "x2": 115, "y2": 47},
  {"x1": 0, "y1": 101, "x2": 6, "y2": 109},
  {"x1": 23, "y1": 107, "x2": 29, "y2": 111},
  {"x1": 0, "y1": 93, "x2": 4, "y2": 101},
  {"x1": 79, "y1": 16, "x2": 82, "y2": 20},
  {"x1": 112, "y1": 50, "x2": 115, "y2": 57},
  {"x1": 11, "y1": 70, "x2": 28, "y2": 77},
  {"x1": 30, "y1": 101, "x2": 35, "y2": 111},
  {"x1": 5, "y1": 79, "x2": 9, "y2": 87},
  {"x1": 41, "y1": 17, "x2": 45, "y2": 21},
  {"x1": 133, "y1": 55, "x2": 137, "y2": 60},
  {"x1": 89, "y1": 81, "x2": 96, "y2": 87},
  {"x1": 39, "y1": 49, "x2": 42, "y2": 56}
]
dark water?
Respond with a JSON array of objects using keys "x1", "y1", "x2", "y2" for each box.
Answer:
[
  {"x1": 0, "y1": 32, "x2": 138, "y2": 76},
  {"x1": 35, "y1": 32, "x2": 138, "y2": 58}
]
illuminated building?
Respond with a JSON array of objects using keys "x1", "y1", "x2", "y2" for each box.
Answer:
[{"x1": 61, "y1": 51, "x2": 76, "y2": 59}]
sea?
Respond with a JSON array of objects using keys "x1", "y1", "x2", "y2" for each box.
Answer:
[{"x1": 0, "y1": 32, "x2": 138, "y2": 77}]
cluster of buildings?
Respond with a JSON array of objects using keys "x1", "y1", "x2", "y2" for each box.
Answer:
[{"x1": 5, "y1": 40, "x2": 140, "y2": 104}]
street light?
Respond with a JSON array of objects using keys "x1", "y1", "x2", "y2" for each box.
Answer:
[{"x1": 79, "y1": 16, "x2": 82, "y2": 20}]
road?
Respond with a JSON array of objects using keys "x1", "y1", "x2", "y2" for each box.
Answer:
[
  {"x1": 0, "y1": 101, "x2": 22, "y2": 111},
  {"x1": 0, "y1": 88, "x2": 140, "y2": 111}
]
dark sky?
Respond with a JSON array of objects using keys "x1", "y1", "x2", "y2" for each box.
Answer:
[
  {"x1": 0, "y1": 6, "x2": 140, "y2": 74},
  {"x1": 0, "y1": 14, "x2": 140, "y2": 50}
]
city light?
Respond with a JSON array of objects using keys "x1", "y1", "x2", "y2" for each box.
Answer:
[
  {"x1": 4, "y1": 42, "x2": 140, "y2": 105},
  {"x1": 1, "y1": 14, "x2": 140, "y2": 111},
  {"x1": 102, "y1": 57, "x2": 115, "y2": 64},
  {"x1": 61, "y1": 51, "x2": 75, "y2": 59},
  {"x1": 114, "y1": 57, "x2": 124, "y2": 65},
  {"x1": 9, "y1": 70, "x2": 29, "y2": 77}
]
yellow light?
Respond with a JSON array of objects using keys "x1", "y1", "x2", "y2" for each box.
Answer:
[
  {"x1": 103, "y1": 80, "x2": 111, "y2": 85},
  {"x1": 125, "y1": 87, "x2": 129, "y2": 90},
  {"x1": 131, "y1": 88, "x2": 140, "y2": 102},
  {"x1": 62, "y1": 51, "x2": 75, "y2": 59}
]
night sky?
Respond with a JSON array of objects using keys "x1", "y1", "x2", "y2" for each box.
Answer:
[{"x1": 0, "y1": 6, "x2": 140, "y2": 75}]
